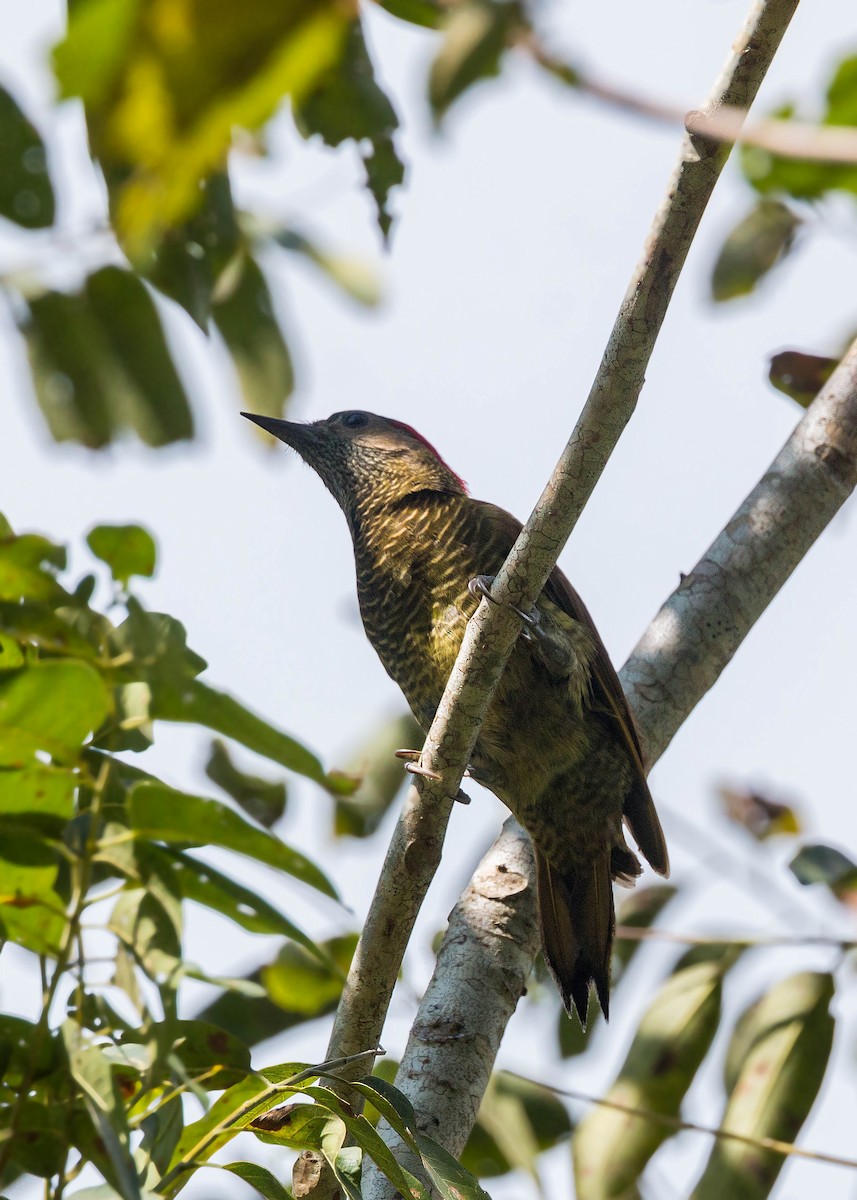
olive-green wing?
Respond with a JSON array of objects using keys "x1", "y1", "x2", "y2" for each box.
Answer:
[{"x1": 475, "y1": 500, "x2": 669, "y2": 877}]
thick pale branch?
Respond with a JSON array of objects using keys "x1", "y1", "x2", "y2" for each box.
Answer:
[
  {"x1": 367, "y1": 337, "x2": 857, "y2": 1190},
  {"x1": 623, "y1": 336, "x2": 857, "y2": 761},
  {"x1": 323, "y1": 0, "x2": 798, "y2": 1086}
]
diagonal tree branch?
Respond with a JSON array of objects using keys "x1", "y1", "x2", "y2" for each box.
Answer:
[
  {"x1": 321, "y1": 0, "x2": 800, "y2": 1091},
  {"x1": 364, "y1": 339, "x2": 857, "y2": 1192}
]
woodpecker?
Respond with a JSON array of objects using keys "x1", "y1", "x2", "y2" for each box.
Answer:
[{"x1": 243, "y1": 409, "x2": 668, "y2": 1024}]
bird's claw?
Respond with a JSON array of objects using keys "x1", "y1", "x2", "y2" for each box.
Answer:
[
  {"x1": 468, "y1": 574, "x2": 540, "y2": 629},
  {"x1": 395, "y1": 749, "x2": 471, "y2": 801}
]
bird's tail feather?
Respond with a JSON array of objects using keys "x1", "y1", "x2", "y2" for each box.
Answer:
[{"x1": 535, "y1": 847, "x2": 616, "y2": 1026}]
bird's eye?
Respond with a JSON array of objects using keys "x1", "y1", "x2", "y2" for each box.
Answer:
[{"x1": 341, "y1": 412, "x2": 369, "y2": 429}]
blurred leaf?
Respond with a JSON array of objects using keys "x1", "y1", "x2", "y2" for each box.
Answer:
[
  {"x1": 693, "y1": 972, "x2": 834, "y2": 1200},
  {"x1": 789, "y1": 842, "x2": 857, "y2": 901},
  {"x1": 153, "y1": 675, "x2": 341, "y2": 792},
  {"x1": 0, "y1": 831, "x2": 64, "y2": 954},
  {"x1": 463, "y1": 1071, "x2": 571, "y2": 1181},
  {"x1": 22, "y1": 273, "x2": 192, "y2": 450},
  {"x1": 769, "y1": 350, "x2": 839, "y2": 408},
  {"x1": 0, "y1": 1099, "x2": 66, "y2": 1177},
  {"x1": 84, "y1": 268, "x2": 194, "y2": 445},
  {"x1": 22, "y1": 289, "x2": 122, "y2": 448},
  {"x1": 742, "y1": 54, "x2": 857, "y2": 198},
  {"x1": 205, "y1": 738, "x2": 286, "y2": 828},
  {"x1": 212, "y1": 255, "x2": 294, "y2": 415},
  {"x1": 0, "y1": 1014, "x2": 62, "y2": 1089},
  {"x1": 573, "y1": 956, "x2": 728, "y2": 1200},
  {"x1": 128, "y1": 782, "x2": 337, "y2": 897},
  {"x1": 0, "y1": 531, "x2": 66, "y2": 603},
  {"x1": 141, "y1": 843, "x2": 320, "y2": 952},
  {"x1": 429, "y1": 0, "x2": 524, "y2": 124},
  {"x1": 110, "y1": 886, "x2": 181, "y2": 980},
  {"x1": 122, "y1": 1018, "x2": 251, "y2": 1091},
  {"x1": 87, "y1": 523, "x2": 157, "y2": 586},
  {"x1": 263, "y1": 933, "x2": 357, "y2": 1015},
  {"x1": 0, "y1": 763, "x2": 78, "y2": 828},
  {"x1": 710, "y1": 199, "x2": 800, "y2": 302},
  {"x1": 718, "y1": 784, "x2": 801, "y2": 840},
  {"x1": 363, "y1": 133, "x2": 405, "y2": 240},
  {"x1": 146, "y1": 171, "x2": 241, "y2": 328},
  {"x1": 0, "y1": 658, "x2": 112, "y2": 766},
  {"x1": 54, "y1": 0, "x2": 354, "y2": 259},
  {"x1": 375, "y1": 0, "x2": 444, "y2": 29},
  {"x1": 222, "y1": 1161, "x2": 293, "y2": 1200},
  {"x1": 274, "y1": 228, "x2": 381, "y2": 307},
  {"x1": 332, "y1": 711, "x2": 422, "y2": 837},
  {"x1": 0, "y1": 85, "x2": 55, "y2": 228},
  {"x1": 63, "y1": 1022, "x2": 143, "y2": 1200},
  {"x1": 297, "y1": 21, "x2": 403, "y2": 239},
  {"x1": 0, "y1": 633, "x2": 25, "y2": 670}
]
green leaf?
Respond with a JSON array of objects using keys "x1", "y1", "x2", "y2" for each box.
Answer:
[
  {"x1": 375, "y1": 0, "x2": 444, "y2": 29},
  {"x1": 153, "y1": 678, "x2": 334, "y2": 790},
  {"x1": 222, "y1": 1161, "x2": 293, "y2": 1200},
  {"x1": 464, "y1": 1071, "x2": 571, "y2": 1182},
  {"x1": 692, "y1": 972, "x2": 834, "y2": 1200},
  {"x1": 0, "y1": 763, "x2": 78, "y2": 829},
  {"x1": 768, "y1": 350, "x2": 839, "y2": 408},
  {"x1": 710, "y1": 200, "x2": 800, "y2": 302},
  {"x1": 0, "y1": 532, "x2": 67, "y2": 602},
  {"x1": 0, "y1": 658, "x2": 112, "y2": 765},
  {"x1": 0, "y1": 633, "x2": 25, "y2": 670},
  {"x1": 428, "y1": 0, "x2": 524, "y2": 124},
  {"x1": 0, "y1": 1099, "x2": 66, "y2": 1177},
  {"x1": 23, "y1": 289, "x2": 123, "y2": 448},
  {"x1": 0, "y1": 85, "x2": 55, "y2": 228},
  {"x1": 122, "y1": 1019, "x2": 251, "y2": 1091},
  {"x1": 63, "y1": 1022, "x2": 143, "y2": 1200},
  {"x1": 212, "y1": 255, "x2": 294, "y2": 416},
  {"x1": 263, "y1": 934, "x2": 356, "y2": 1014},
  {"x1": 742, "y1": 54, "x2": 857, "y2": 199},
  {"x1": 128, "y1": 782, "x2": 337, "y2": 898},
  {"x1": 789, "y1": 842, "x2": 857, "y2": 900},
  {"x1": 297, "y1": 21, "x2": 403, "y2": 239},
  {"x1": 250, "y1": 1101, "x2": 330, "y2": 1150},
  {"x1": 573, "y1": 957, "x2": 727, "y2": 1200},
  {"x1": 204, "y1": 738, "x2": 287, "y2": 828},
  {"x1": 87, "y1": 523, "x2": 157, "y2": 586},
  {"x1": 54, "y1": 0, "x2": 353, "y2": 259},
  {"x1": 141, "y1": 843, "x2": 320, "y2": 952},
  {"x1": 613, "y1": 883, "x2": 679, "y2": 977},
  {"x1": 0, "y1": 1014, "x2": 62, "y2": 1089},
  {"x1": 84, "y1": 268, "x2": 194, "y2": 445}
]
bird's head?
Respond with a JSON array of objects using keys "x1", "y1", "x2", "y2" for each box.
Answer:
[{"x1": 242, "y1": 410, "x2": 467, "y2": 518}]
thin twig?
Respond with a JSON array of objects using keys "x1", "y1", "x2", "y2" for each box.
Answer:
[
  {"x1": 614, "y1": 925, "x2": 857, "y2": 950},
  {"x1": 516, "y1": 1075, "x2": 857, "y2": 1172}
]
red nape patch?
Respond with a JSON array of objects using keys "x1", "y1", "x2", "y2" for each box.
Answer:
[{"x1": 389, "y1": 419, "x2": 468, "y2": 493}]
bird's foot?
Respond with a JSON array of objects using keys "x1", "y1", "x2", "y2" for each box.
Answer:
[
  {"x1": 468, "y1": 574, "x2": 541, "y2": 637},
  {"x1": 394, "y1": 749, "x2": 471, "y2": 803}
]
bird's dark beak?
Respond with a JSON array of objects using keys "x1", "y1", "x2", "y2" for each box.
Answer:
[
  {"x1": 241, "y1": 412, "x2": 301, "y2": 443},
  {"x1": 241, "y1": 411, "x2": 325, "y2": 456}
]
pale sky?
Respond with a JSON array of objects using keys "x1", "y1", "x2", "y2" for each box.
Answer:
[{"x1": 3, "y1": 2, "x2": 857, "y2": 1197}]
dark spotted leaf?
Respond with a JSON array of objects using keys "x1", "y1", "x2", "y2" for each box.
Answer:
[{"x1": 769, "y1": 350, "x2": 839, "y2": 408}]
